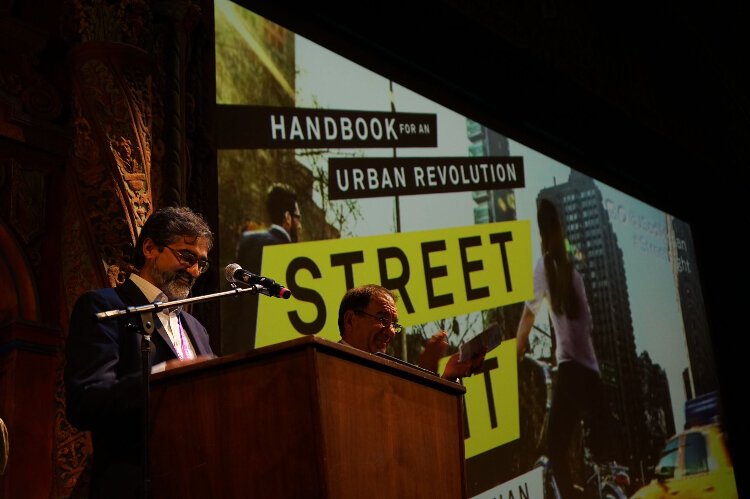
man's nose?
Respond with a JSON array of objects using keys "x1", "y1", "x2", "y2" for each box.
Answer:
[{"x1": 185, "y1": 262, "x2": 202, "y2": 277}]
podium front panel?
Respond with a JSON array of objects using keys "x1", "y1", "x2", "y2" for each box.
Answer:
[
  {"x1": 149, "y1": 336, "x2": 466, "y2": 498},
  {"x1": 316, "y1": 351, "x2": 465, "y2": 499}
]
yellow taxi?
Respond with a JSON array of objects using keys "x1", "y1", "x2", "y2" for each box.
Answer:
[{"x1": 631, "y1": 423, "x2": 737, "y2": 499}]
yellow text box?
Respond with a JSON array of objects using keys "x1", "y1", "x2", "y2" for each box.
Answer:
[
  {"x1": 256, "y1": 220, "x2": 532, "y2": 347},
  {"x1": 447, "y1": 340, "x2": 520, "y2": 457}
]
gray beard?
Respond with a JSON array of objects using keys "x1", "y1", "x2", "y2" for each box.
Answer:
[{"x1": 152, "y1": 262, "x2": 194, "y2": 300}]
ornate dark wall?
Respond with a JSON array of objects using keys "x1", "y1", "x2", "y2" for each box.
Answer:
[{"x1": 1, "y1": 0, "x2": 216, "y2": 496}]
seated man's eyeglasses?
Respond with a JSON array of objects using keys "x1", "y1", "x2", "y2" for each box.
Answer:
[
  {"x1": 355, "y1": 310, "x2": 403, "y2": 334},
  {"x1": 164, "y1": 246, "x2": 210, "y2": 274}
]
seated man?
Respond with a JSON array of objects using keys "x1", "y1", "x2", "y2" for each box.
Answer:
[{"x1": 337, "y1": 284, "x2": 484, "y2": 380}]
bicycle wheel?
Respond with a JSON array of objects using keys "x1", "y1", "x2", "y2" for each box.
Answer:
[
  {"x1": 534, "y1": 457, "x2": 562, "y2": 499},
  {"x1": 600, "y1": 483, "x2": 626, "y2": 499},
  {"x1": 543, "y1": 465, "x2": 562, "y2": 499}
]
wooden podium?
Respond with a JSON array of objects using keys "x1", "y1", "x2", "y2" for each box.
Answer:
[{"x1": 149, "y1": 336, "x2": 467, "y2": 498}]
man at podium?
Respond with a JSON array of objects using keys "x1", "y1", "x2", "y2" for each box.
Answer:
[
  {"x1": 337, "y1": 284, "x2": 484, "y2": 380},
  {"x1": 64, "y1": 206, "x2": 216, "y2": 499}
]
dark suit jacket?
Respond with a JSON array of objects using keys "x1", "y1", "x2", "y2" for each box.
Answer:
[
  {"x1": 64, "y1": 278, "x2": 213, "y2": 498},
  {"x1": 232, "y1": 226, "x2": 291, "y2": 349},
  {"x1": 236, "y1": 225, "x2": 291, "y2": 275}
]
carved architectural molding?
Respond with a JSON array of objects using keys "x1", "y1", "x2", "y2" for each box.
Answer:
[
  {"x1": 50, "y1": 2, "x2": 161, "y2": 495},
  {"x1": 52, "y1": 346, "x2": 93, "y2": 498},
  {"x1": 0, "y1": 158, "x2": 47, "y2": 322},
  {"x1": 0, "y1": 216, "x2": 38, "y2": 323},
  {"x1": 51, "y1": 1, "x2": 213, "y2": 494},
  {"x1": 0, "y1": 15, "x2": 68, "y2": 152},
  {"x1": 68, "y1": 42, "x2": 154, "y2": 285},
  {"x1": 151, "y1": 0, "x2": 212, "y2": 210},
  {"x1": 4, "y1": 158, "x2": 46, "y2": 246}
]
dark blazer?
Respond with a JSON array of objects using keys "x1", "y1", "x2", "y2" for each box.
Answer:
[
  {"x1": 233, "y1": 226, "x2": 291, "y2": 348},
  {"x1": 236, "y1": 225, "x2": 291, "y2": 275},
  {"x1": 64, "y1": 278, "x2": 213, "y2": 498}
]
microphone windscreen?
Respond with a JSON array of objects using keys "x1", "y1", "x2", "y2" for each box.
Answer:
[{"x1": 225, "y1": 263, "x2": 242, "y2": 282}]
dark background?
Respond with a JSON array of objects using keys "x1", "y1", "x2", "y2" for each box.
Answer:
[{"x1": 245, "y1": 0, "x2": 748, "y2": 494}]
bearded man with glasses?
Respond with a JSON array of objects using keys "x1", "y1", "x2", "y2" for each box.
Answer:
[{"x1": 64, "y1": 206, "x2": 216, "y2": 499}]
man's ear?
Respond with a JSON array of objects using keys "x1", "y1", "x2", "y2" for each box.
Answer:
[
  {"x1": 278, "y1": 210, "x2": 289, "y2": 230},
  {"x1": 342, "y1": 309, "x2": 356, "y2": 337},
  {"x1": 142, "y1": 237, "x2": 159, "y2": 259}
]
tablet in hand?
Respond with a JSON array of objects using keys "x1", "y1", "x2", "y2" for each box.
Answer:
[{"x1": 459, "y1": 322, "x2": 502, "y2": 362}]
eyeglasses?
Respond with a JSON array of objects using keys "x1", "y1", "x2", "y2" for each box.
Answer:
[
  {"x1": 355, "y1": 310, "x2": 403, "y2": 334},
  {"x1": 164, "y1": 246, "x2": 210, "y2": 274}
]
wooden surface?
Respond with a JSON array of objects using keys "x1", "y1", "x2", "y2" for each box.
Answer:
[{"x1": 149, "y1": 336, "x2": 466, "y2": 498}]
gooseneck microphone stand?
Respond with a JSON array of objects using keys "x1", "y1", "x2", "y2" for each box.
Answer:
[{"x1": 95, "y1": 284, "x2": 260, "y2": 499}]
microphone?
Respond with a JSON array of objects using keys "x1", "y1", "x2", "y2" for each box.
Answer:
[{"x1": 225, "y1": 263, "x2": 291, "y2": 299}]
